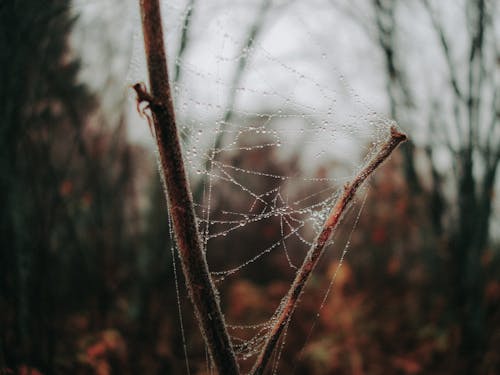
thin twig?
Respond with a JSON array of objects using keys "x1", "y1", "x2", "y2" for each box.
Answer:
[
  {"x1": 134, "y1": 1, "x2": 239, "y2": 374},
  {"x1": 251, "y1": 126, "x2": 407, "y2": 375},
  {"x1": 421, "y1": 0, "x2": 466, "y2": 141},
  {"x1": 174, "y1": 0, "x2": 195, "y2": 84},
  {"x1": 193, "y1": 0, "x2": 272, "y2": 201}
]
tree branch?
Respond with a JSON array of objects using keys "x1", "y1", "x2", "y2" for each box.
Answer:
[
  {"x1": 372, "y1": 0, "x2": 421, "y2": 195},
  {"x1": 422, "y1": 0, "x2": 466, "y2": 142},
  {"x1": 251, "y1": 126, "x2": 407, "y2": 375},
  {"x1": 422, "y1": 0, "x2": 465, "y2": 102},
  {"x1": 192, "y1": 0, "x2": 272, "y2": 202},
  {"x1": 174, "y1": 0, "x2": 195, "y2": 84},
  {"x1": 135, "y1": 1, "x2": 239, "y2": 374}
]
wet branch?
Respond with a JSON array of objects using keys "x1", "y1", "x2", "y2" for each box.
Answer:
[
  {"x1": 251, "y1": 126, "x2": 407, "y2": 375},
  {"x1": 134, "y1": 1, "x2": 239, "y2": 374}
]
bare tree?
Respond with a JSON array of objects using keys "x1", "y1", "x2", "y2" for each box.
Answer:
[{"x1": 366, "y1": 0, "x2": 499, "y2": 368}]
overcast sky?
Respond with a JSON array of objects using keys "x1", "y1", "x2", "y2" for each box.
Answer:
[{"x1": 70, "y1": 0, "x2": 500, "y2": 237}]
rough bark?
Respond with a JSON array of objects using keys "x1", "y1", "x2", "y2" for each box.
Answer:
[{"x1": 136, "y1": 1, "x2": 239, "y2": 373}]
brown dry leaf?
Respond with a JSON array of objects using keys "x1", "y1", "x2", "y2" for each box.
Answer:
[
  {"x1": 392, "y1": 356, "x2": 422, "y2": 374},
  {"x1": 485, "y1": 281, "x2": 500, "y2": 302},
  {"x1": 18, "y1": 366, "x2": 43, "y2": 375},
  {"x1": 326, "y1": 260, "x2": 353, "y2": 290},
  {"x1": 59, "y1": 180, "x2": 73, "y2": 196},
  {"x1": 387, "y1": 256, "x2": 401, "y2": 276},
  {"x1": 227, "y1": 280, "x2": 264, "y2": 319}
]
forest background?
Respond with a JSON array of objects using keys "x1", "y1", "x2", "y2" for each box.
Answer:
[{"x1": 1, "y1": 0, "x2": 499, "y2": 374}]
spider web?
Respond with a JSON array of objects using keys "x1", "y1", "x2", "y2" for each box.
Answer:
[
  {"x1": 164, "y1": 2, "x2": 392, "y2": 370},
  {"x1": 72, "y1": 0, "x2": 396, "y2": 372}
]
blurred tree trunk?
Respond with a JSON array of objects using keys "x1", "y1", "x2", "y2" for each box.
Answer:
[
  {"x1": 373, "y1": 0, "x2": 423, "y2": 196},
  {"x1": 192, "y1": 0, "x2": 272, "y2": 203},
  {"x1": 0, "y1": 0, "x2": 94, "y2": 371},
  {"x1": 368, "y1": 0, "x2": 500, "y2": 369}
]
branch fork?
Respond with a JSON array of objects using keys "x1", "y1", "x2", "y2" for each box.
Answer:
[
  {"x1": 250, "y1": 126, "x2": 407, "y2": 375},
  {"x1": 136, "y1": 1, "x2": 407, "y2": 374}
]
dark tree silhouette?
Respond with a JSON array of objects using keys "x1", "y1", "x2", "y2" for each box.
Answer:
[
  {"x1": 1, "y1": 1, "x2": 93, "y2": 370},
  {"x1": 0, "y1": 1, "x2": 138, "y2": 372},
  {"x1": 370, "y1": 0, "x2": 499, "y2": 368}
]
